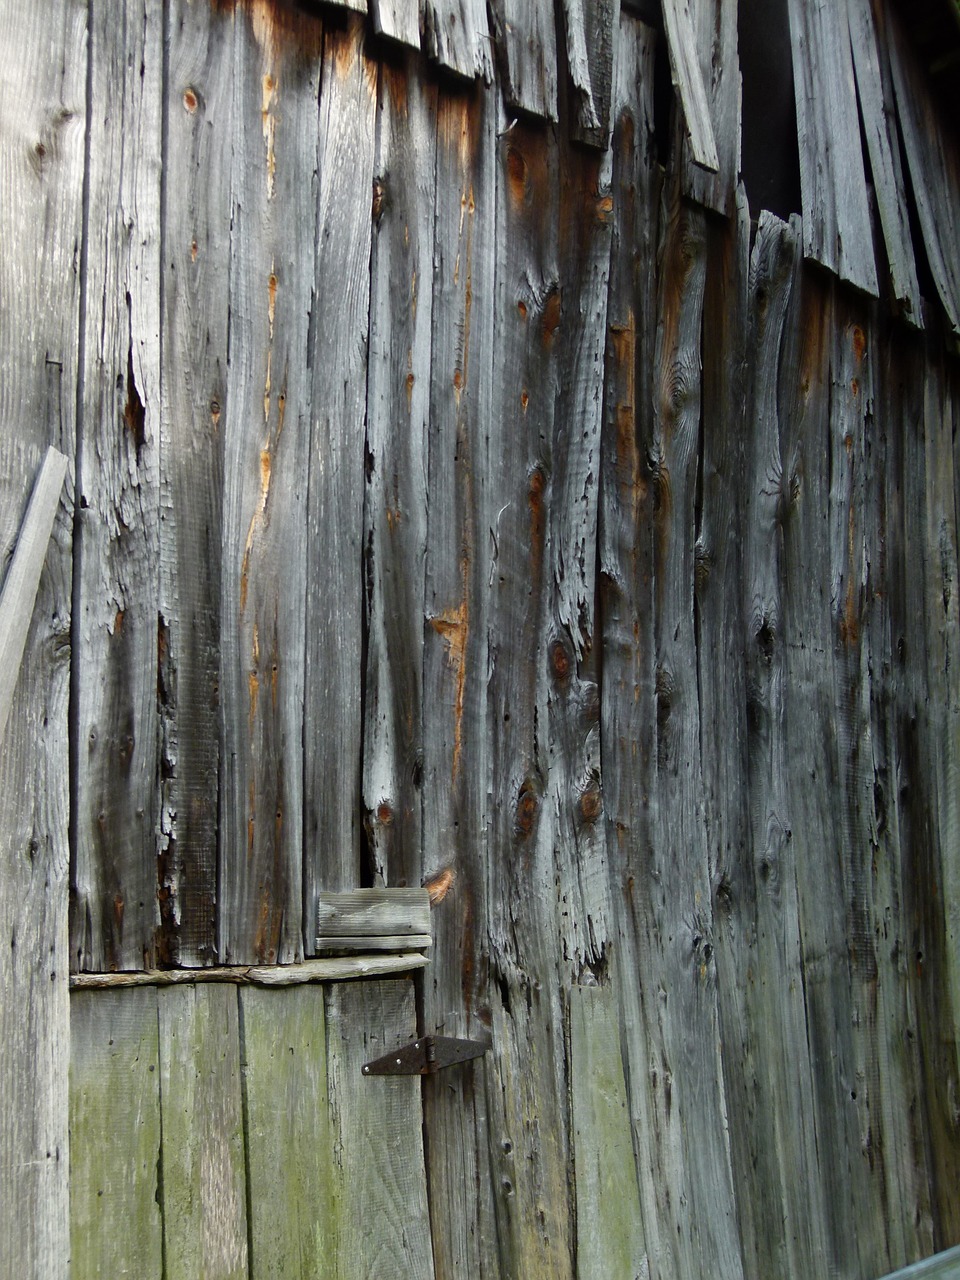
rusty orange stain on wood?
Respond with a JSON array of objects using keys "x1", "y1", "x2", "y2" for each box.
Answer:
[
  {"x1": 377, "y1": 801, "x2": 394, "y2": 826},
  {"x1": 852, "y1": 324, "x2": 866, "y2": 363},
  {"x1": 190, "y1": 238, "x2": 199, "y2": 262},
  {"x1": 261, "y1": 72, "x2": 277, "y2": 200},
  {"x1": 216, "y1": 0, "x2": 324, "y2": 62},
  {"x1": 437, "y1": 93, "x2": 475, "y2": 167},
  {"x1": 514, "y1": 783, "x2": 538, "y2": 838},
  {"x1": 517, "y1": 299, "x2": 528, "y2": 319},
  {"x1": 405, "y1": 371, "x2": 415, "y2": 411},
  {"x1": 520, "y1": 388, "x2": 529, "y2": 414},
  {"x1": 248, "y1": 671, "x2": 259, "y2": 733},
  {"x1": 183, "y1": 88, "x2": 198, "y2": 113},
  {"x1": 580, "y1": 786, "x2": 603, "y2": 822},
  {"x1": 113, "y1": 608, "x2": 124, "y2": 636},
  {"x1": 424, "y1": 865, "x2": 456, "y2": 904},
  {"x1": 253, "y1": 886, "x2": 281, "y2": 965},
  {"x1": 506, "y1": 145, "x2": 527, "y2": 208},
  {"x1": 430, "y1": 596, "x2": 468, "y2": 782},
  {"x1": 529, "y1": 465, "x2": 546, "y2": 580},
  {"x1": 382, "y1": 60, "x2": 408, "y2": 114},
  {"x1": 541, "y1": 288, "x2": 562, "y2": 346},
  {"x1": 240, "y1": 449, "x2": 272, "y2": 613}
]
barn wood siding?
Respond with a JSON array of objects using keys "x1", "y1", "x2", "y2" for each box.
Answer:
[{"x1": 2, "y1": 1, "x2": 960, "y2": 1277}]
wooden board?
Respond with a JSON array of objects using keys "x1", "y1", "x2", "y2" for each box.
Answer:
[
  {"x1": 886, "y1": 0, "x2": 960, "y2": 336},
  {"x1": 218, "y1": 2, "x2": 323, "y2": 966},
  {"x1": 325, "y1": 979, "x2": 435, "y2": 1278},
  {"x1": 847, "y1": 0, "x2": 923, "y2": 325},
  {"x1": 0, "y1": 2, "x2": 84, "y2": 1274},
  {"x1": 70, "y1": 988, "x2": 163, "y2": 1277},
  {"x1": 422, "y1": 0, "x2": 493, "y2": 82},
  {"x1": 318, "y1": 888, "x2": 432, "y2": 937},
  {"x1": 72, "y1": 0, "x2": 163, "y2": 971},
  {"x1": 661, "y1": 0, "x2": 720, "y2": 173},
  {"x1": 560, "y1": 0, "x2": 617, "y2": 148},
  {"x1": 370, "y1": 0, "x2": 421, "y2": 49},
  {"x1": 786, "y1": 0, "x2": 878, "y2": 295},
  {"x1": 158, "y1": 986, "x2": 248, "y2": 1280},
  {"x1": 303, "y1": 16, "x2": 378, "y2": 903},
  {"x1": 362, "y1": 57, "x2": 436, "y2": 888},
  {"x1": 489, "y1": 0, "x2": 559, "y2": 121},
  {"x1": 680, "y1": 0, "x2": 740, "y2": 213},
  {"x1": 157, "y1": 0, "x2": 235, "y2": 966},
  {"x1": 240, "y1": 984, "x2": 335, "y2": 1278}
]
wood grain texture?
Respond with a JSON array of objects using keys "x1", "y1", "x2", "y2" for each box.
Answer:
[
  {"x1": 680, "y1": 0, "x2": 739, "y2": 213},
  {"x1": 886, "y1": 0, "x2": 960, "y2": 337},
  {"x1": 0, "y1": 447, "x2": 68, "y2": 743},
  {"x1": 422, "y1": 0, "x2": 494, "y2": 82},
  {"x1": 786, "y1": 0, "x2": 878, "y2": 296},
  {"x1": 73, "y1": 0, "x2": 163, "y2": 971},
  {"x1": 325, "y1": 979, "x2": 435, "y2": 1279},
  {"x1": 69, "y1": 988, "x2": 163, "y2": 1278},
  {"x1": 362, "y1": 58, "x2": 436, "y2": 888},
  {"x1": 419, "y1": 80, "x2": 500, "y2": 1280},
  {"x1": 158, "y1": 985, "x2": 248, "y2": 1280},
  {"x1": 560, "y1": 0, "x2": 617, "y2": 148},
  {"x1": 158, "y1": 0, "x2": 234, "y2": 966},
  {"x1": 219, "y1": 3, "x2": 322, "y2": 966},
  {"x1": 70, "y1": 951, "x2": 428, "y2": 988},
  {"x1": 848, "y1": 0, "x2": 923, "y2": 326},
  {"x1": 318, "y1": 887, "x2": 431, "y2": 936},
  {"x1": 303, "y1": 16, "x2": 377, "y2": 904},
  {"x1": 0, "y1": 3, "x2": 82, "y2": 1274},
  {"x1": 661, "y1": 0, "x2": 719, "y2": 173},
  {"x1": 489, "y1": 0, "x2": 559, "y2": 121},
  {"x1": 240, "y1": 984, "x2": 335, "y2": 1279},
  {"x1": 370, "y1": 0, "x2": 421, "y2": 49}
]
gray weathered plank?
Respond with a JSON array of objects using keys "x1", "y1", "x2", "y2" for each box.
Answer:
[
  {"x1": 362, "y1": 57, "x2": 436, "y2": 888},
  {"x1": 0, "y1": 13, "x2": 82, "y2": 1276},
  {"x1": 569, "y1": 985, "x2": 646, "y2": 1280},
  {"x1": 886, "y1": 0, "x2": 960, "y2": 337},
  {"x1": 786, "y1": 0, "x2": 878, "y2": 295},
  {"x1": 240, "y1": 984, "x2": 335, "y2": 1279},
  {"x1": 560, "y1": 0, "x2": 618, "y2": 148},
  {"x1": 422, "y1": 0, "x2": 493, "y2": 82},
  {"x1": 847, "y1": 0, "x2": 923, "y2": 326},
  {"x1": 73, "y1": 0, "x2": 163, "y2": 971},
  {"x1": 219, "y1": 3, "x2": 322, "y2": 964},
  {"x1": 158, "y1": 985, "x2": 248, "y2": 1280},
  {"x1": 325, "y1": 979, "x2": 435, "y2": 1279},
  {"x1": 370, "y1": 0, "x2": 421, "y2": 49},
  {"x1": 316, "y1": 932, "x2": 432, "y2": 951},
  {"x1": 158, "y1": 0, "x2": 235, "y2": 965},
  {"x1": 0, "y1": 447, "x2": 68, "y2": 744},
  {"x1": 303, "y1": 16, "x2": 378, "y2": 904},
  {"x1": 878, "y1": 1245, "x2": 960, "y2": 1279},
  {"x1": 489, "y1": 0, "x2": 559, "y2": 121},
  {"x1": 318, "y1": 888, "x2": 431, "y2": 936},
  {"x1": 661, "y1": 0, "x2": 719, "y2": 173},
  {"x1": 419, "y1": 80, "x2": 500, "y2": 1279},
  {"x1": 597, "y1": 17, "x2": 659, "y2": 1274},
  {"x1": 70, "y1": 951, "x2": 428, "y2": 988},
  {"x1": 680, "y1": 0, "x2": 739, "y2": 213},
  {"x1": 69, "y1": 988, "x2": 163, "y2": 1278}
]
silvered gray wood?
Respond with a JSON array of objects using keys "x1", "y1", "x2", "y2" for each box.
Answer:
[
  {"x1": 489, "y1": 0, "x2": 559, "y2": 121},
  {"x1": 680, "y1": 0, "x2": 739, "y2": 214},
  {"x1": 422, "y1": 0, "x2": 493, "y2": 82},
  {"x1": 370, "y1": 0, "x2": 421, "y2": 49},
  {"x1": 661, "y1": 0, "x2": 719, "y2": 172},
  {"x1": 318, "y1": 887, "x2": 431, "y2": 936},
  {"x1": 560, "y1": 0, "x2": 617, "y2": 148}
]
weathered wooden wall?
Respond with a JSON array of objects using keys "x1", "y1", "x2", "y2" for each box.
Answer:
[{"x1": 2, "y1": 0, "x2": 960, "y2": 1276}]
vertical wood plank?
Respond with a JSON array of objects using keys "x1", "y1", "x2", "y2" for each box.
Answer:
[
  {"x1": 570, "y1": 985, "x2": 646, "y2": 1280},
  {"x1": 661, "y1": 0, "x2": 720, "y2": 173},
  {"x1": 303, "y1": 16, "x2": 378, "y2": 902},
  {"x1": 0, "y1": 1, "x2": 82, "y2": 1270},
  {"x1": 370, "y1": 0, "x2": 421, "y2": 50},
  {"x1": 680, "y1": 0, "x2": 739, "y2": 214},
  {"x1": 422, "y1": 0, "x2": 493, "y2": 82},
  {"x1": 158, "y1": 0, "x2": 234, "y2": 965},
  {"x1": 420, "y1": 80, "x2": 499, "y2": 1278},
  {"x1": 885, "y1": 0, "x2": 960, "y2": 338},
  {"x1": 219, "y1": 4, "x2": 322, "y2": 963},
  {"x1": 786, "y1": 0, "x2": 878, "y2": 296},
  {"x1": 158, "y1": 985, "x2": 248, "y2": 1280},
  {"x1": 69, "y1": 988, "x2": 163, "y2": 1278},
  {"x1": 326, "y1": 979, "x2": 435, "y2": 1279},
  {"x1": 240, "y1": 984, "x2": 334, "y2": 1279},
  {"x1": 560, "y1": 0, "x2": 618, "y2": 149},
  {"x1": 362, "y1": 58, "x2": 436, "y2": 888},
  {"x1": 489, "y1": 0, "x2": 559, "y2": 121},
  {"x1": 73, "y1": 0, "x2": 163, "y2": 971}
]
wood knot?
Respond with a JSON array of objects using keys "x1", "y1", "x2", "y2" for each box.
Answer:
[
  {"x1": 579, "y1": 786, "x2": 602, "y2": 823},
  {"x1": 514, "y1": 783, "x2": 539, "y2": 838},
  {"x1": 550, "y1": 639, "x2": 571, "y2": 681}
]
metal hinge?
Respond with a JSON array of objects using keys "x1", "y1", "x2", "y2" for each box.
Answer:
[{"x1": 362, "y1": 1034, "x2": 489, "y2": 1077}]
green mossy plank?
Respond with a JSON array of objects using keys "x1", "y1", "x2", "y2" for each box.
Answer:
[
  {"x1": 69, "y1": 988, "x2": 163, "y2": 1279},
  {"x1": 325, "y1": 979, "x2": 434, "y2": 1279},
  {"x1": 569, "y1": 985, "x2": 646, "y2": 1280},
  {"x1": 240, "y1": 985, "x2": 334, "y2": 1279},
  {"x1": 158, "y1": 985, "x2": 248, "y2": 1280}
]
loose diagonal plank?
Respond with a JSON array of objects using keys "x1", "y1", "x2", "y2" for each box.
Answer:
[
  {"x1": 325, "y1": 980, "x2": 434, "y2": 1279},
  {"x1": 362, "y1": 58, "x2": 436, "y2": 888},
  {"x1": 69, "y1": 988, "x2": 163, "y2": 1278},
  {"x1": 0, "y1": 447, "x2": 68, "y2": 743},
  {"x1": 303, "y1": 17, "x2": 378, "y2": 903},
  {"x1": 73, "y1": 0, "x2": 163, "y2": 972},
  {"x1": 786, "y1": 0, "x2": 878, "y2": 296},
  {"x1": 158, "y1": 0, "x2": 235, "y2": 965},
  {"x1": 0, "y1": 5, "x2": 83, "y2": 1273},
  {"x1": 680, "y1": 0, "x2": 739, "y2": 214},
  {"x1": 241, "y1": 984, "x2": 335, "y2": 1279},
  {"x1": 560, "y1": 0, "x2": 617, "y2": 148},
  {"x1": 158, "y1": 986, "x2": 248, "y2": 1280},
  {"x1": 661, "y1": 0, "x2": 719, "y2": 173},
  {"x1": 489, "y1": 0, "x2": 559, "y2": 121},
  {"x1": 847, "y1": 0, "x2": 922, "y2": 326},
  {"x1": 219, "y1": 4, "x2": 321, "y2": 964},
  {"x1": 886, "y1": 0, "x2": 960, "y2": 337}
]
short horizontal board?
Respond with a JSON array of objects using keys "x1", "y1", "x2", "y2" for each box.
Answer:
[
  {"x1": 69, "y1": 952, "x2": 429, "y2": 988},
  {"x1": 317, "y1": 888, "x2": 432, "y2": 937},
  {"x1": 316, "y1": 934, "x2": 433, "y2": 953}
]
